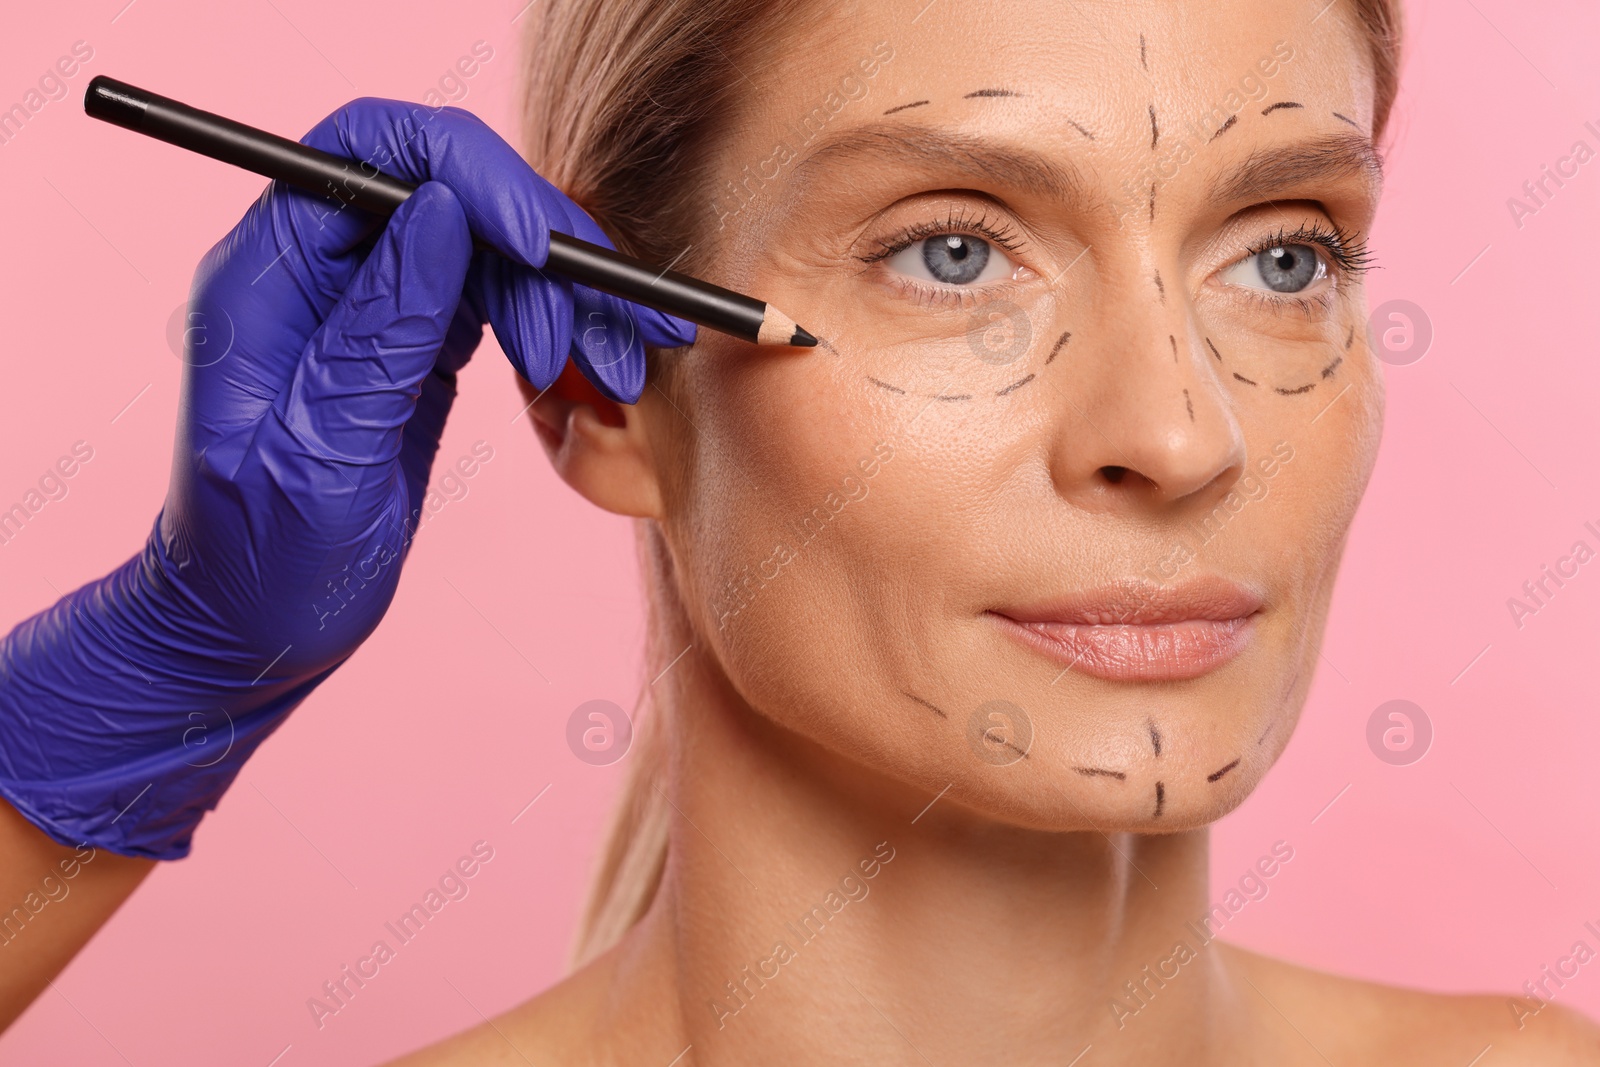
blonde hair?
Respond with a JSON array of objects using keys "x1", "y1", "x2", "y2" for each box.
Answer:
[{"x1": 516, "y1": 0, "x2": 1406, "y2": 971}]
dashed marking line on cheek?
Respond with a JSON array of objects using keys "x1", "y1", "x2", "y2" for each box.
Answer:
[
  {"x1": 1210, "y1": 114, "x2": 1238, "y2": 142},
  {"x1": 1149, "y1": 182, "x2": 1156, "y2": 221},
  {"x1": 1320, "y1": 356, "x2": 1343, "y2": 379},
  {"x1": 1332, "y1": 111, "x2": 1361, "y2": 129},
  {"x1": 1000, "y1": 739, "x2": 1032, "y2": 761},
  {"x1": 997, "y1": 373, "x2": 1036, "y2": 396},
  {"x1": 1046, "y1": 330, "x2": 1072, "y2": 364},
  {"x1": 1261, "y1": 101, "x2": 1304, "y2": 116},
  {"x1": 1153, "y1": 781, "x2": 1166, "y2": 817},
  {"x1": 1068, "y1": 119, "x2": 1096, "y2": 141},
  {"x1": 1154, "y1": 272, "x2": 1165, "y2": 302},
  {"x1": 903, "y1": 691, "x2": 948, "y2": 718},
  {"x1": 1344, "y1": 325, "x2": 1356, "y2": 349},
  {"x1": 1149, "y1": 103, "x2": 1159, "y2": 149},
  {"x1": 1139, "y1": 32, "x2": 1147, "y2": 71},
  {"x1": 1076, "y1": 766, "x2": 1129, "y2": 780},
  {"x1": 1207, "y1": 758, "x2": 1241, "y2": 782},
  {"x1": 1232, "y1": 372, "x2": 1258, "y2": 387},
  {"x1": 1274, "y1": 382, "x2": 1316, "y2": 396},
  {"x1": 1205, "y1": 336, "x2": 1223, "y2": 363},
  {"x1": 1184, "y1": 388, "x2": 1194, "y2": 422},
  {"x1": 865, "y1": 374, "x2": 972, "y2": 402},
  {"x1": 1169, "y1": 334, "x2": 1177, "y2": 361},
  {"x1": 965, "y1": 88, "x2": 1019, "y2": 98},
  {"x1": 883, "y1": 100, "x2": 930, "y2": 115},
  {"x1": 1149, "y1": 720, "x2": 1162, "y2": 756}
]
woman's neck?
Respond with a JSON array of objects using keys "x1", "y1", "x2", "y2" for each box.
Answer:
[{"x1": 587, "y1": 651, "x2": 1251, "y2": 1066}]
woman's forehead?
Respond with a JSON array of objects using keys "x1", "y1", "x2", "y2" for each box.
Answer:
[
  {"x1": 730, "y1": 0, "x2": 1377, "y2": 163},
  {"x1": 691, "y1": 0, "x2": 1381, "y2": 263}
]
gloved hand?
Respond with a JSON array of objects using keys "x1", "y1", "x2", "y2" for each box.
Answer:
[{"x1": 0, "y1": 98, "x2": 695, "y2": 859}]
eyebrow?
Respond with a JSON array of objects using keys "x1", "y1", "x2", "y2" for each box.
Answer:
[
  {"x1": 789, "y1": 123, "x2": 1381, "y2": 215},
  {"x1": 791, "y1": 122, "x2": 1090, "y2": 206},
  {"x1": 1211, "y1": 132, "x2": 1384, "y2": 205}
]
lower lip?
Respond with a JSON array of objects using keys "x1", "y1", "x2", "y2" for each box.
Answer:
[{"x1": 986, "y1": 611, "x2": 1257, "y2": 681}]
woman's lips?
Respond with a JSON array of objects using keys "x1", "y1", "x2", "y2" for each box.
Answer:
[{"x1": 986, "y1": 577, "x2": 1263, "y2": 682}]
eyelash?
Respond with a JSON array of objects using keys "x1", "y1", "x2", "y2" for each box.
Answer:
[
  {"x1": 857, "y1": 206, "x2": 1030, "y2": 308},
  {"x1": 856, "y1": 210, "x2": 1378, "y2": 315},
  {"x1": 1229, "y1": 220, "x2": 1377, "y2": 317}
]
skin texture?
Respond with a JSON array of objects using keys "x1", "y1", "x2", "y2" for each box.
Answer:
[
  {"x1": 2, "y1": 0, "x2": 1594, "y2": 1061},
  {"x1": 389, "y1": 0, "x2": 1600, "y2": 1064},
  {"x1": 0, "y1": 800, "x2": 154, "y2": 1029}
]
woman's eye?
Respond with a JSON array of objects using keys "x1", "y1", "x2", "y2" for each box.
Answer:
[
  {"x1": 1221, "y1": 243, "x2": 1329, "y2": 294},
  {"x1": 886, "y1": 234, "x2": 1017, "y2": 287}
]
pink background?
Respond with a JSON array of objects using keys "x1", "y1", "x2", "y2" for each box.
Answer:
[{"x1": 2, "y1": 0, "x2": 1599, "y2": 1062}]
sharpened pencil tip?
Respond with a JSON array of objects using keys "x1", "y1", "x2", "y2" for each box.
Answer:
[{"x1": 790, "y1": 325, "x2": 818, "y2": 347}]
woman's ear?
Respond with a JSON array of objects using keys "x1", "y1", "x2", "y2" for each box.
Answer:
[{"x1": 519, "y1": 358, "x2": 664, "y2": 519}]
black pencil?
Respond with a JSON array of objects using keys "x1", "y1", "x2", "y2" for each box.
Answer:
[{"x1": 82, "y1": 75, "x2": 817, "y2": 348}]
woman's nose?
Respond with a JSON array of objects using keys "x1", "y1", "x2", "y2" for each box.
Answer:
[{"x1": 1043, "y1": 297, "x2": 1247, "y2": 512}]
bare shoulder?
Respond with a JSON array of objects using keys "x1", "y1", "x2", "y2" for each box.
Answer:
[
  {"x1": 375, "y1": 929, "x2": 684, "y2": 1067},
  {"x1": 375, "y1": 953, "x2": 615, "y2": 1067},
  {"x1": 1217, "y1": 941, "x2": 1600, "y2": 1066}
]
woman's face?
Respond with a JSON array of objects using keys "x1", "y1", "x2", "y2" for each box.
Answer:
[{"x1": 641, "y1": 0, "x2": 1385, "y2": 832}]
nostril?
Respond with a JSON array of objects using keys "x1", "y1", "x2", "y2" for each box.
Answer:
[{"x1": 1101, "y1": 466, "x2": 1128, "y2": 484}]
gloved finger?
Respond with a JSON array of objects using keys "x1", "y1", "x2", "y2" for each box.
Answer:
[
  {"x1": 475, "y1": 253, "x2": 574, "y2": 391},
  {"x1": 398, "y1": 296, "x2": 484, "y2": 531},
  {"x1": 438, "y1": 254, "x2": 490, "y2": 379},
  {"x1": 631, "y1": 302, "x2": 699, "y2": 350},
  {"x1": 569, "y1": 286, "x2": 647, "y2": 404},
  {"x1": 301, "y1": 99, "x2": 579, "y2": 272},
  {"x1": 266, "y1": 181, "x2": 473, "y2": 505},
  {"x1": 549, "y1": 198, "x2": 699, "y2": 351}
]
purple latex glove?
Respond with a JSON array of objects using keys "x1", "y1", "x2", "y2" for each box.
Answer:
[{"x1": 0, "y1": 98, "x2": 695, "y2": 859}]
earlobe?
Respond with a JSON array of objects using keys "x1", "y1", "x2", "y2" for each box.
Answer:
[{"x1": 518, "y1": 360, "x2": 664, "y2": 520}]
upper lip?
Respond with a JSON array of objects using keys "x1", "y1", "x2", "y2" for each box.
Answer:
[{"x1": 990, "y1": 575, "x2": 1264, "y2": 627}]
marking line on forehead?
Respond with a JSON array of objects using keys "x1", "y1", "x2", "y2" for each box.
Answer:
[{"x1": 791, "y1": 122, "x2": 1091, "y2": 206}]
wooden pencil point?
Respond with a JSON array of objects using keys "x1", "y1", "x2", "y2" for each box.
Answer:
[{"x1": 758, "y1": 304, "x2": 816, "y2": 346}]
